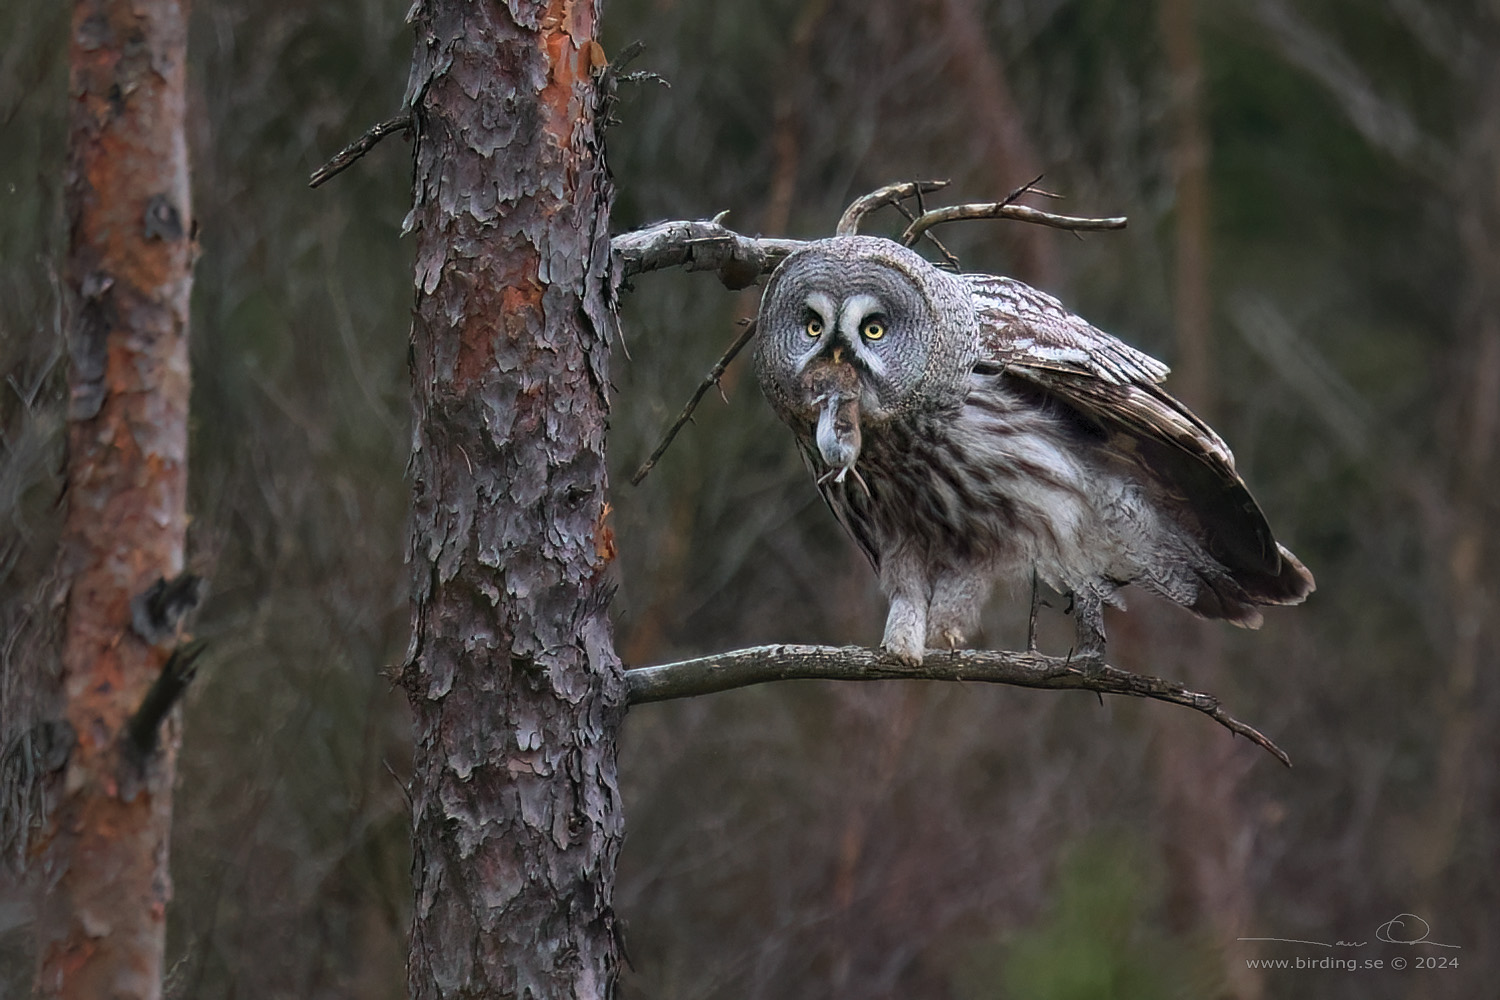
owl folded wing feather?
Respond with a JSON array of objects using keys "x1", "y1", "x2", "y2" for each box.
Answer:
[
  {"x1": 965, "y1": 273, "x2": 1170, "y2": 386},
  {"x1": 965, "y1": 272, "x2": 1312, "y2": 602}
]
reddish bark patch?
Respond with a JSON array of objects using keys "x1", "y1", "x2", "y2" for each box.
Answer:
[
  {"x1": 594, "y1": 503, "x2": 617, "y2": 564},
  {"x1": 37, "y1": 1, "x2": 194, "y2": 998}
]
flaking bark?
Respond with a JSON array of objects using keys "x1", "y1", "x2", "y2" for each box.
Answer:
[
  {"x1": 35, "y1": 1, "x2": 195, "y2": 997},
  {"x1": 400, "y1": 1, "x2": 625, "y2": 996}
]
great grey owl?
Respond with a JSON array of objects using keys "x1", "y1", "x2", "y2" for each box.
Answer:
[{"x1": 754, "y1": 235, "x2": 1314, "y2": 665}]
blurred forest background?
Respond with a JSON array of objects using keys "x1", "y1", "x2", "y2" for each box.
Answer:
[{"x1": 2, "y1": 0, "x2": 1496, "y2": 998}]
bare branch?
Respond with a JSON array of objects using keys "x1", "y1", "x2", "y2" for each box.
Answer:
[
  {"x1": 834, "y1": 180, "x2": 951, "y2": 236},
  {"x1": 630, "y1": 320, "x2": 759, "y2": 485},
  {"x1": 625, "y1": 644, "x2": 1290, "y2": 767},
  {"x1": 613, "y1": 181, "x2": 1124, "y2": 289},
  {"x1": 308, "y1": 114, "x2": 412, "y2": 188},
  {"x1": 613, "y1": 220, "x2": 807, "y2": 287},
  {"x1": 835, "y1": 179, "x2": 965, "y2": 268},
  {"x1": 901, "y1": 201, "x2": 1127, "y2": 247}
]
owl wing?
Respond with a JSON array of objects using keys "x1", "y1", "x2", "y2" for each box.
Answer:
[
  {"x1": 965, "y1": 273, "x2": 1172, "y2": 387},
  {"x1": 964, "y1": 273, "x2": 1310, "y2": 599}
]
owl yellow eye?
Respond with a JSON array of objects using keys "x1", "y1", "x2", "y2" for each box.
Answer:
[
  {"x1": 805, "y1": 319, "x2": 823, "y2": 338},
  {"x1": 861, "y1": 320, "x2": 886, "y2": 341}
]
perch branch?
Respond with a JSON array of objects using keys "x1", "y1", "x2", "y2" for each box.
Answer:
[
  {"x1": 630, "y1": 320, "x2": 758, "y2": 485},
  {"x1": 625, "y1": 644, "x2": 1290, "y2": 767},
  {"x1": 308, "y1": 113, "x2": 412, "y2": 188}
]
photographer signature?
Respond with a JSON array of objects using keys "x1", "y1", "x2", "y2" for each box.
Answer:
[{"x1": 1238, "y1": 913, "x2": 1460, "y2": 950}]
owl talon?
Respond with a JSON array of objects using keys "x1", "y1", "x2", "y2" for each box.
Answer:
[
  {"x1": 881, "y1": 640, "x2": 924, "y2": 666},
  {"x1": 927, "y1": 626, "x2": 963, "y2": 651}
]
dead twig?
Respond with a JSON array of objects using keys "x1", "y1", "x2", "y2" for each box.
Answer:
[
  {"x1": 630, "y1": 321, "x2": 758, "y2": 485},
  {"x1": 886, "y1": 189, "x2": 963, "y2": 269},
  {"x1": 835, "y1": 180, "x2": 951, "y2": 236},
  {"x1": 625, "y1": 644, "x2": 1290, "y2": 767},
  {"x1": 832, "y1": 178, "x2": 964, "y2": 268},
  {"x1": 899, "y1": 173, "x2": 1053, "y2": 268},
  {"x1": 308, "y1": 114, "x2": 412, "y2": 189},
  {"x1": 901, "y1": 201, "x2": 1127, "y2": 246}
]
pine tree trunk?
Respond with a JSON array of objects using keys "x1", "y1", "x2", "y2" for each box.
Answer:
[
  {"x1": 401, "y1": 2, "x2": 625, "y2": 997},
  {"x1": 1154, "y1": 5, "x2": 1261, "y2": 999},
  {"x1": 34, "y1": 1, "x2": 194, "y2": 997},
  {"x1": 1160, "y1": 0, "x2": 1214, "y2": 417}
]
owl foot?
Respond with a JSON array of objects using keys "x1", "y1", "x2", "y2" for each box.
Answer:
[
  {"x1": 1067, "y1": 644, "x2": 1106, "y2": 676},
  {"x1": 881, "y1": 636, "x2": 925, "y2": 666},
  {"x1": 1070, "y1": 587, "x2": 1107, "y2": 676},
  {"x1": 881, "y1": 602, "x2": 927, "y2": 666},
  {"x1": 925, "y1": 625, "x2": 966, "y2": 652}
]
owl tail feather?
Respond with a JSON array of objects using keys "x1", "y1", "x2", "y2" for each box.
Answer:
[{"x1": 1188, "y1": 542, "x2": 1316, "y2": 627}]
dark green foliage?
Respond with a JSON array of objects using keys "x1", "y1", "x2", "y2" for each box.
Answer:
[{"x1": 954, "y1": 836, "x2": 1210, "y2": 1000}]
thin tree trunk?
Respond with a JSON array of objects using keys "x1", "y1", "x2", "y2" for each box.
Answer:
[
  {"x1": 34, "y1": 1, "x2": 194, "y2": 997},
  {"x1": 1160, "y1": 0, "x2": 1214, "y2": 416},
  {"x1": 1153, "y1": 4, "x2": 1261, "y2": 998},
  {"x1": 1410, "y1": 47, "x2": 1500, "y2": 919},
  {"x1": 400, "y1": 2, "x2": 625, "y2": 997}
]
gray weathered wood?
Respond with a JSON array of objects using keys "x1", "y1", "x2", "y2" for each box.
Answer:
[{"x1": 626, "y1": 645, "x2": 1289, "y2": 766}]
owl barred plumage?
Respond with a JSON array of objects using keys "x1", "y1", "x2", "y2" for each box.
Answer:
[{"x1": 754, "y1": 235, "x2": 1314, "y2": 665}]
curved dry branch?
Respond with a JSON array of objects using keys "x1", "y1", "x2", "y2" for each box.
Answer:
[
  {"x1": 901, "y1": 202, "x2": 1128, "y2": 246},
  {"x1": 308, "y1": 114, "x2": 412, "y2": 188},
  {"x1": 625, "y1": 644, "x2": 1290, "y2": 767},
  {"x1": 834, "y1": 180, "x2": 950, "y2": 236},
  {"x1": 629, "y1": 320, "x2": 758, "y2": 485}
]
